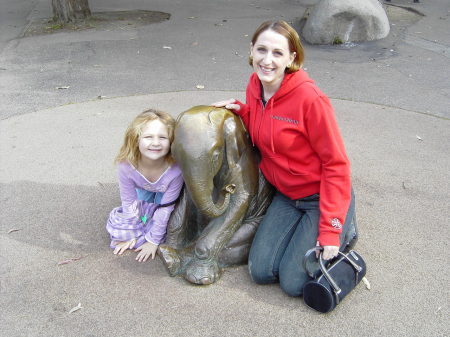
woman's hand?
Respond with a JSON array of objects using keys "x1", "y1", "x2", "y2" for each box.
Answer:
[
  {"x1": 211, "y1": 99, "x2": 240, "y2": 111},
  {"x1": 113, "y1": 239, "x2": 136, "y2": 255},
  {"x1": 315, "y1": 241, "x2": 339, "y2": 260},
  {"x1": 135, "y1": 241, "x2": 158, "y2": 262},
  {"x1": 322, "y1": 245, "x2": 339, "y2": 260}
]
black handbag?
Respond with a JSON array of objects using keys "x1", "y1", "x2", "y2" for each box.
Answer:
[{"x1": 302, "y1": 247, "x2": 366, "y2": 313}]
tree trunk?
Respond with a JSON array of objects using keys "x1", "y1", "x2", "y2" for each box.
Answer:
[{"x1": 52, "y1": 0, "x2": 91, "y2": 23}]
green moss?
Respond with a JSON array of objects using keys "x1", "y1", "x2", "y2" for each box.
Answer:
[
  {"x1": 47, "y1": 23, "x2": 64, "y2": 30},
  {"x1": 332, "y1": 36, "x2": 343, "y2": 45}
]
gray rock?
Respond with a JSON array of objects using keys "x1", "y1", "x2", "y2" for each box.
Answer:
[{"x1": 302, "y1": 0, "x2": 390, "y2": 44}]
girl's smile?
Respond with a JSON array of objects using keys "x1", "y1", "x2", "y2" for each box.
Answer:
[{"x1": 138, "y1": 119, "x2": 170, "y2": 163}]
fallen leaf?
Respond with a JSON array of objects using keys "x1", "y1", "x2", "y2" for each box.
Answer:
[
  {"x1": 69, "y1": 303, "x2": 82, "y2": 313},
  {"x1": 163, "y1": 46, "x2": 172, "y2": 50},
  {"x1": 362, "y1": 276, "x2": 371, "y2": 290},
  {"x1": 56, "y1": 86, "x2": 70, "y2": 90},
  {"x1": 58, "y1": 256, "x2": 83, "y2": 266},
  {"x1": 196, "y1": 85, "x2": 205, "y2": 89},
  {"x1": 8, "y1": 228, "x2": 21, "y2": 234}
]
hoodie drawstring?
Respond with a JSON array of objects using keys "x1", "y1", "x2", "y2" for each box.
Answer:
[{"x1": 269, "y1": 99, "x2": 275, "y2": 154}]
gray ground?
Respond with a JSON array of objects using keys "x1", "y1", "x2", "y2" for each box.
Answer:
[{"x1": 0, "y1": 0, "x2": 449, "y2": 336}]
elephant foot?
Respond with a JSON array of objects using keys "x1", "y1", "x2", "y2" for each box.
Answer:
[
  {"x1": 158, "y1": 244, "x2": 182, "y2": 276},
  {"x1": 184, "y1": 258, "x2": 222, "y2": 285}
]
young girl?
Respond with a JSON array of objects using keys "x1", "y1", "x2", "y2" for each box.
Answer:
[{"x1": 106, "y1": 109, "x2": 184, "y2": 262}]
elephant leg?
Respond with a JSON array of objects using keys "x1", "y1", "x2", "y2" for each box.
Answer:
[
  {"x1": 184, "y1": 258, "x2": 222, "y2": 285},
  {"x1": 159, "y1": 188, "x2": 200, "y2": 277},
  {"x1": 158, "y1": 245, "x2": 182, "y2": 276},
  {"x1": 159, "y1": 199, "x2": 188, "y2": 276},
  {"x1": 219, "y1": 172, "x2": 275, "y2": 266},
  {"x1": 184, "y1": 212, "x2": 246, "y2": 284},
  {"x1": 219, "y1": 219, "x2": 260, "y2": 265},
  {"x1": 164, "y1": 187, "x2": 190, "y2": 249},
  {"x1": 158, "y1": 244, "x2": 195, "y2": 276},
  {"x1": 195, "y1": 213, "x2": 246, "y2": 259}
]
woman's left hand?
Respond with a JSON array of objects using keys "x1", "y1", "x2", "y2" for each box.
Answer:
[
  {"x1": 316, "y1": 241, "x2": 339, "y2": 260},
  {"x1": 322, "y1": 245, "x2": 339, "y2": 260},
  {"x1": 135, "y1": 242, "x2": 158, "y2": 262}
]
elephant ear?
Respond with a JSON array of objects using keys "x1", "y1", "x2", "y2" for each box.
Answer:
[{"x1": 223, "y1": 114, "x2": 247, "y2": 169}]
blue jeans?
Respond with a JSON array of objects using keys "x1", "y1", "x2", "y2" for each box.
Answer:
[{"x1": 248, "y1": 190, "x2": 357, "y2": 297}]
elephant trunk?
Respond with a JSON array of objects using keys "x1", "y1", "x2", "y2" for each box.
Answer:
[{"x1": 191, "y1": 183, "x2": 236, "y2": 218}]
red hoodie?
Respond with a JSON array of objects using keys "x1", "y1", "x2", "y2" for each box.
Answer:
[{"x1": 235, "y1": 69, "x2": 351, "y2": 246}]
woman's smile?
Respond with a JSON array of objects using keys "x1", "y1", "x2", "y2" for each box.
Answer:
[{"x1": 250, "y1": 29, "x2": 295, "y2": 95}]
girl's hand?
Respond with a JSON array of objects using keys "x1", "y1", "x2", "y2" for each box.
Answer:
[
  {"x1": 113, "y1": 239, "x2": 136, "y2": 255},
  {"x1": 135, "y1": 242, "x2": 158, "y2": 262},
  {"x1": 211, "y1": 99, "x2": 240, "y2": 111}
]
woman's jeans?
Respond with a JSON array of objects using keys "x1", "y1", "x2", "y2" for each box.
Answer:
[{"x1": 248, "y1": 189, "x2": 357, "y2": 297}]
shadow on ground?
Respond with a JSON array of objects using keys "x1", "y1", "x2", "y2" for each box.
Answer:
[{"x1": 1, "y1": 180, "x2": 117, "y2": 252}]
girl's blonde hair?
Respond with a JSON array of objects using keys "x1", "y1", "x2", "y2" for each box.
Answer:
[{"x1": 115, "y1": 109, "x2": 176, "y2": 167}]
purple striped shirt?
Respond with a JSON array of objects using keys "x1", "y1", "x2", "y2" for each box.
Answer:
[{"x1": 106, "y1": 162, "x2": 183, "y2": 248}]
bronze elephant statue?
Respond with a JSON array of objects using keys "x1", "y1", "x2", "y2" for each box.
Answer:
[{"x1": 158, "y1": 105, "x2": 274, "y2": 285}]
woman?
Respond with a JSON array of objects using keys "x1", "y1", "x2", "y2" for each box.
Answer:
[{"x1": 213, "y1": 20, "x2": 357, "y2": 296}]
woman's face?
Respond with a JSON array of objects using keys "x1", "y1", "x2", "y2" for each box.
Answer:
[{"x1": 250, "y1": 29, "x2": 296, "y2": 90}]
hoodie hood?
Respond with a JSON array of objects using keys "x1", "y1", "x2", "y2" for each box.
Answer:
[
  {"x1": 248, "y1": 69, "x2": 314, "y2": 102},
  {"x1": 247, "y1": 69, "x2": 314, "y2": 153}
]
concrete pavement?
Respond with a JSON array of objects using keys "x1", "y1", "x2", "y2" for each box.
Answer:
[{"x1": 0, "y1": 1, "x2": 449, "y2": 336}]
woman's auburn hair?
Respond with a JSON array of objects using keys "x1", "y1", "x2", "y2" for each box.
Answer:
[
  {"x1": 115, "y1": 108, "x2": 176, "y2": 167},
  {"x1": 248, "y1": 20, "x2": 305, "y2": 73}
]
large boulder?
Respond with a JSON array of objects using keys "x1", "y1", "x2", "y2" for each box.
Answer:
[{"x1": 302, "y1": 0, "x2": 390, "y2": 44}]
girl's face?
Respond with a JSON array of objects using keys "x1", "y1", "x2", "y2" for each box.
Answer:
[
  {"x1": 250, "y1": 29, "x2": 296, "y2": 89},
  {"x1": 138, "y1": 119, "x2": 171, "y2": 162}
]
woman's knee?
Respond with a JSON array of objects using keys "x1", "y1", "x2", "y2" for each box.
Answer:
[
  {"x1": 248, "y1": 255, "x2": 278, "y2": 284},
  {"x1": 279, "y1": 265, "x2": 310, "y2": 297},
  {"x1": 280, "y1": 279, "x2": 304, "y2": 297}
]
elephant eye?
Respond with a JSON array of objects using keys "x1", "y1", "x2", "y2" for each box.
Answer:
[{"x1": 212, "y1": 149, "x2": 221, "y2": 164}]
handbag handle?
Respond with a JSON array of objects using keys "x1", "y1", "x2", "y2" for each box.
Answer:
[
  {"x1": 303, "y1": 247, "x2": 322, "y2": 278},
  {"x1": 303, "y1": 247, "x2": 364, "y2": 294}
]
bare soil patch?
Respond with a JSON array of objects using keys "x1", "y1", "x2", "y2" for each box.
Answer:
[{"x1": 23, "y1": 10, "x2": 170, "y2": 37}]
